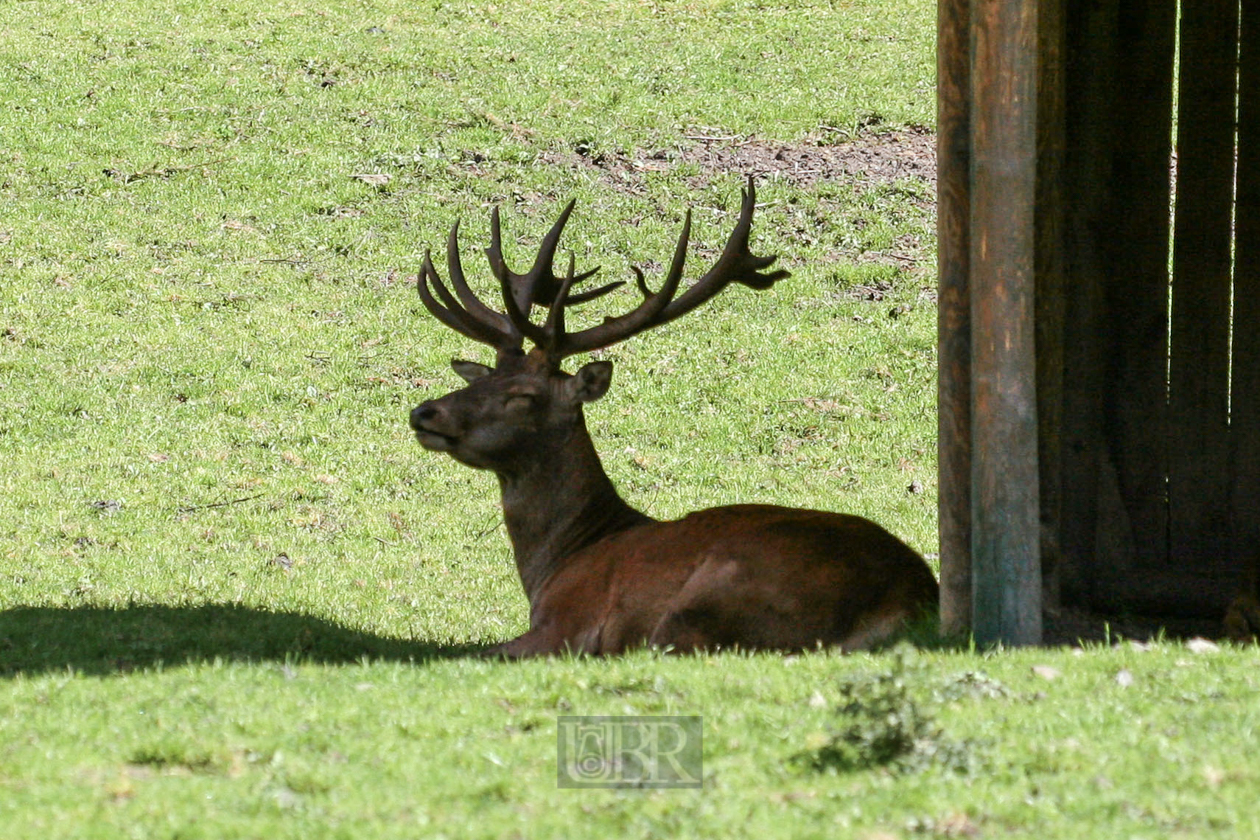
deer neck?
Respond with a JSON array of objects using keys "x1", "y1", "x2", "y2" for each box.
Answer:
[{"x1": 496, "y1": 417, "x2": 650, "y2": 601}]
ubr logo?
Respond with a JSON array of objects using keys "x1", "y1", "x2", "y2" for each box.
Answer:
[{"x1": 557, "y1": 716, "x2": 702, "y2": 788}]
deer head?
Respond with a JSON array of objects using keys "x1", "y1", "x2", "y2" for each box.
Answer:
[{"x1": 409, "y1": 178, "x2": 789, "y2": 476}]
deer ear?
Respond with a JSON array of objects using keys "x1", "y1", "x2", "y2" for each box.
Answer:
[
  {"x1": 568, "y1": 360, "x2": 613, "y2": 403},
  {"x1": 451, "y1": 359, "x2": 493, "y2": 383}
]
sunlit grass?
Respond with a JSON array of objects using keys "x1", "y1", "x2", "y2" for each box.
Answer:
[{"x1": 3, "y1": 1, "x2": 1257, "y2": 838}]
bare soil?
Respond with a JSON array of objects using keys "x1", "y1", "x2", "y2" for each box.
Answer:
[{"x1": 538, "y1": 128, "x2": 937, "y2": 195}]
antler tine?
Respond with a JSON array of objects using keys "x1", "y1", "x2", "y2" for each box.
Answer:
[
  {"x1": 543, "y1": 177, "x2": 788, "y2": 360},
  {"x1": 494, "y1": 253, "x2": 553, "y2": 349},
  {"x1": 445, "y1": 219, "x2": 517, "y2": 339},
  {"x1": 649, "y1": 176, "x2": 790, "y2": 328},
  {"x1": 529, "y1": 198, "x2": 578, "y2": 303},
  {"x1": 417, "y1": 251, "x2": 518, "y2": 349},
  {"x1": 551, "y1": 210, "x2": 693, "y2": 357},
  {"x1": 485, "y1": 205, "x2": 529, "y2": 312},
  {"x1": 484, "y1": 201, "x2": 603, "y2": 313},
  {"x1": 484, "y1": 199, "x2": 613, "y2": 349},
  {"x1": 539, "y1": 253, "x2": 580, "y2": 359},
  {"x1": 565, "y1": 278, "x2": 626, "y2": 306}
]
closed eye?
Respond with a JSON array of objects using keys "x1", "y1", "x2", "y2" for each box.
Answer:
[{"x1": 505, "y1": 394, "x2": 537, "y2": 411}]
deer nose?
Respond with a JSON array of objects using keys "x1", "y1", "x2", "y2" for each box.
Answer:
[{"x1": 410, "y1": 403, "x2": 439, "y2": 430}]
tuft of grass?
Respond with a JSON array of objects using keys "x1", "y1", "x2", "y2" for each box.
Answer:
[{"x1": 794, "y1": 650, "x2": 978, "y2": 775}]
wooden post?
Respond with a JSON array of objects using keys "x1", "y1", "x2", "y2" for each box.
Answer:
[
  {"x1": 968, "y1": 0, "x2": 1043, "y2": 645},
  {"x1": 937, "y1": 0, "x2": 973, "y2": 636}
]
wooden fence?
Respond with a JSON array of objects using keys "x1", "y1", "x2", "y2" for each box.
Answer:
[{"x1": 938, "y1": 0, "x2": 1260, "y2": 642}]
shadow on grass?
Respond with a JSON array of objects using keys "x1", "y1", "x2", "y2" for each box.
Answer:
[
  {"x1": 876, "y1": 608, "x2": 972, "y2": 653},
  {"x1": 0, "y1": 604, "x2": 483, "y2": 677}
]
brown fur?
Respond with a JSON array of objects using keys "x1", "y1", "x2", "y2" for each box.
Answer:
[{"x1": 412, "y1": 351, "x2": 938, "y2": 657}]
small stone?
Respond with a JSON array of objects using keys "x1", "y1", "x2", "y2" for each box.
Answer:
[{"x1": 1186, "y1": 637, "x2": 1220, "y2": 654}]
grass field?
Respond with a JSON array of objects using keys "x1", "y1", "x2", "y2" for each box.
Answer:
[{"x1": 2, "y1": 1, "x2": 1258, "y2": 837}]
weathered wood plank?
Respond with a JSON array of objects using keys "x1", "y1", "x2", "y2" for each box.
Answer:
[
  {"x1": 1233, "y1": 0, "x2": 1260, "y2": 599},
  {"x1": 968, "y1": 0, "x2": 1042, "y2": 645},
  {"x1": 1036, "y1": 0, "x2": 1068, "y2": 613},
  {"x1": 1058, "y1": 0, "x2": 1120, "y2": 609},
  {"x1": 936, "y1": 0, "x2": 973, "y2": 636},
  {"x1": 1058, "y1": 0, "x2": 1178, "y2": 612},
  {"x1": 1095, "y1": 0, "x2": 1177, "y2": 601},
  {"x1": 1169, "y1": 0, "x2": 1239, "y2": 579}
]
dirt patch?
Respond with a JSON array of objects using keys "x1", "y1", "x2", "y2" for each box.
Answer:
[
  {"x1": 679, "y1": 128, "x2": 936, "y2": 189},
  {"x1": 538, "y1": 128, "x2": 937, "y2": 195}
]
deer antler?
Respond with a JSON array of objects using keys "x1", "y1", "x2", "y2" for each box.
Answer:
[
  {"x1": 416, "y1": 202, "x2": 620, "y2": 355},
  {"x1": 417, "y1": 177, "x2": 789, "y2": 364},
  {"x1": 485, "y1": 201, "x2": 624, "y2": 314}
]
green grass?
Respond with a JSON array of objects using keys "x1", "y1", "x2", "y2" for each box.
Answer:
[
  {"x1": 3, "y1": 647, "x2": 1259, "y2": 838},
  {"x1": 1, "y1": 0, "x2": 938, "y2": 646},
  {"x1": 1, "y1": 0, "x2": 1257, "y2": 837}
]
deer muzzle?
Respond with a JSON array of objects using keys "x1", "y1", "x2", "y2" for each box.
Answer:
[{"x1": 410, "y1": 401, "x2": 457, "y2": 451}]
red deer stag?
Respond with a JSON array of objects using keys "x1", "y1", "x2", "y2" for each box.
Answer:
[{"x1": 409, "y1": 179, "x2": 938, "y2": 656}]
